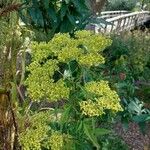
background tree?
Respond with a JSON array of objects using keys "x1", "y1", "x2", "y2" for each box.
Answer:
[
  {"x1": 105, "y1": 0, "x2": 138, "y2": 11},
  {"x1": 90, "y1": 0, "x2": 107, "y2": 15}
]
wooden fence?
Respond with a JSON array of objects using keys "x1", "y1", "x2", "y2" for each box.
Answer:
[{"x1": 95, "y1": 11, "x2": 150, "y2": 33}]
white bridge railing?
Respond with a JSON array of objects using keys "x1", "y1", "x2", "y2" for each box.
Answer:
[
  {"x1": 101, "y1": 11, "x2": 129, "y2": 19},
  {"x1": 95, "y1": 11, "x2": 150, "y2": 33}
]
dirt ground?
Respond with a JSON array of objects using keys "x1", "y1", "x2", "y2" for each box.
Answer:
[{"x1": 114, "y1": 122, "x2": 150, "y2": 150}]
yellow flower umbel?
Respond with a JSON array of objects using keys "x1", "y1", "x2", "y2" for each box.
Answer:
[
  {"x1": 49, "y1": 131, "x2": 64, "y2": 150},
  {"x1": 45, "y1": 79, "x2": 70, "y2": 101},
  {"x1": 57, "y1": 47, "x2": 81, "y2": 62},
  {"x1": 75, "y1": 30, "x2": 112, "y2": 53},
  {"x1": 31, "y1": 42, "x2": 54, "y2": 62},
  {"x1": 80, "y1": 80, "x2": 123, "y2": 117},
  {"x1": 85, "y1": 80, "x2": 116, "y2": 97},
  {"x1": 79, "y1": 99, "x2": 104, "y2": 117},
  {"x1": 25, "y1": 60, "x2": 69, "y2": 101},
  {"x1": 78, "y1": 53, "x2": 105, "y2": 67},
  {"x1": 26, "y1": 30, "x2": 112, "y2": 102},
  {"x1": 47, "y1": 131, "x2": 72, "y2": 150},
  {"x1": 19, "y1": 111, "x2": 51, "y2": 150}
]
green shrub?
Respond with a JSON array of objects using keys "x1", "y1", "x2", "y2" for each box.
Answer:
[
  {"x1": 101, "y1": 135, "x2": 129, "y2": 150},
  {"x1": 103, "y1": 30, "x2": 150, "y2": 133},
  {"x1": 104, "y1": 30, "x2": 150, "y2": 79},
  {"x1": 20, "y1": 30, "x2": 123, "y2": 150},
  {"x1": 19, "y1": 0, "x2": 91, "y2": 41}
]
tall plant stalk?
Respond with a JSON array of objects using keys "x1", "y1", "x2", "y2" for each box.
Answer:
[{"x1": 0, "y1": 1, "x2": 24, "y2": 149}]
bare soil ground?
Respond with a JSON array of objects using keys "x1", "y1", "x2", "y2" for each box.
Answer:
[{"x1": 114, "y1": 122, "x2": 150, "y2": 150}]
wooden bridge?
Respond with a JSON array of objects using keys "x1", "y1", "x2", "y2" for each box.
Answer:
[{"x1": 94, "y1": 11, "x2": 150, "y2": 33}]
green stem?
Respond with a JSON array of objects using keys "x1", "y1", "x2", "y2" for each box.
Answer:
[
  {"x1": 92, "y1": 117, "x2": 95, "y2": 131},
  {"x1": 19, "y1": 49, "x2": 26, "y2": 86}
]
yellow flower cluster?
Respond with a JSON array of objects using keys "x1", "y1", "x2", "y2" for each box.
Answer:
[
  {"x1": 48, "y1": 131, "x2": 72, "y2": 150},
  {"x1": 26, "y1": 30, "x2": 112, "y2": 101},
  {"x1": 97, "y1": 96, "x2": 123, "y2": 112},
  {"x1": 50, "y1": 33, "x2": 71, "y2": 52},
  {"x1": 48, "y1": 131, "x2": 64, "y2": 150},
  {"x1": 20, "y1": 125, "x2": 48, "y2": 150},
  {"x1": 79, "y1": 99, "x2": 104, "y2": 117},
  {"x1": 75, "y1": 30, "x2": 92, "y2": 38},
  {"x1": 85, "y1": 80, "x2": 111, "y2": 96},
  {"x1": 26, "y1": 60, "x2": 69, "y2": 101},
  {"x1": 78, "y1": 53, "x2": 105, "y2": 67},
  {"x1": 19, "y1": 111, "x2": 51, "y2": 150},
  {"x1": 75, "y1": 30, "x2": 112, "y2": 53},
  {"x1": 31, "y1": 42, "x2": 54, "y2": 62},
  {"x1": 57, "y1": 47, "x2": 81, "y2": 62},
  {"x1": 79, "y1": 80, "x2": 123, "y2": 117},
  {"x1": 53, "y1": 31, "x2": 110, "y2": 66},
  {"x1": 49, "y1": 30, "x2": 111, "y2": 65},
  {"x1": 45, "y1": 79, "x2": 70, "y2": 101}
]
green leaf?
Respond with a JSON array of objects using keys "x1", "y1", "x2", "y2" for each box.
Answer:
[
  {"x1": 28, "y1": 7, "x2": 38, "y2": 24},
  {"x1": 94, "y1": 128, "x2": 111, "y2": 136},
  {"x1": 128, "y1": 100, "x2": 144, "y2": 115},
  {"x1": 60, "y1": 16, "x2": 74, "y2": 33},
  {"x1": 60, "y1": 3, "x2": 68, "y2": 20},
  {"x1": 32, "y1": 0, "x2": 39, "y2": 7},
  {"x1": 132, "y1": 114, "x2": 150, "y2": 123},
  {"x1": 36, "y1": 10, "x2": 44, "y2": 27},
  {"x1": 71, "y1": 0, "x2": 88, "y2": 12},
  {"x1": 60, "y1": 105, "x2": 72, "y2": 124},
  {"x1": 47, "y1": 7, "x2": 57, "y2": 25},
  {"x1": 28, "y1": 8, "x2": 44, "y2": 27},
  {"x1": 67, "y1": 14, "x2": 76, "y2": 26},
  {"x1": 77, "y1": 121, "x2": 83, "y2": 131},
  {"x1": 84, "y1": 124, "x2": 100, "y2": 149},
  {"x1": 65, "y1": 0, "x2": 70, "y2": 4},
  {"x1": 43, "y1": 0, "x2": 49, "y2": 9}
]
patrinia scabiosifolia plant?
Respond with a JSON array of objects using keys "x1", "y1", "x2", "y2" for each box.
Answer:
[{"x1": 20, "y1": 31, "x2": 123, "y2": 150}]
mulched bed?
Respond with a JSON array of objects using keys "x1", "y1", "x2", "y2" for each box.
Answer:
[{"x1": 114, "y1": 122, "x2": 150, "y2": 150}]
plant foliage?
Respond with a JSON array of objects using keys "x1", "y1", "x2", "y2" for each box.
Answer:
[
  {"x1": 19, "y1": 0, "x2": 91, "y2": 40},
  {"x1": 20, "y1": 30, "x2": 123, "y2": 150}
]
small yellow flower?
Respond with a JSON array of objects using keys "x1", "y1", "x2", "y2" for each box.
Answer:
[
  {"x1": 79, "y1": 99, "x2": 104, "y2": 117},
  {"x1": 78, "y1": 53, "x2": 105, "y2": 67},
  {"x1": 58, "y1": 47, "x2": 80, "y2": 62},
  {"x1": 80, "y1": 80, "x2": 123, "y2": 117},
  {"x1": 49, "y1": 131, "x2": 64, "y2": 150}
]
